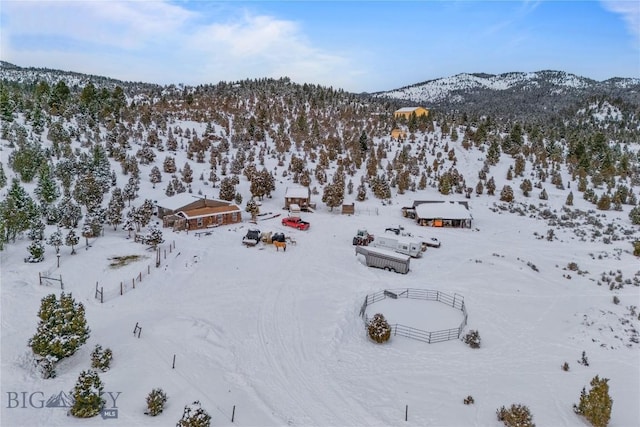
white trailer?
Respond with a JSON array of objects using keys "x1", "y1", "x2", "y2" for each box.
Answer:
[
  {"x1": 355, "y1": 246, "x2": 411, "y2": 274},
  {"x1": 372, "y1": 235, "x2": 423, "y2": 258}
]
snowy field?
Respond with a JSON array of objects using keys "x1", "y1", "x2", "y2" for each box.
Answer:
[{"x1": 2, "y1": 189, "x2": 639, "y2": 426}]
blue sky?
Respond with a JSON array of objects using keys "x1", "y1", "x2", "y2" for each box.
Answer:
[{"x1": 1, "y1": 1, "x2": 638, "y2": 92}]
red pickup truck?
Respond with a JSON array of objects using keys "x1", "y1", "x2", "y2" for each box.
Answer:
[{"x1": 281, "y1": 216, "x2": 310, "y2": 230}]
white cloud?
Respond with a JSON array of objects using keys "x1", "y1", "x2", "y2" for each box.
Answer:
[
  {"x1": 600, "y1": 0, "x2": 640, "y2": 42},
  {"x1": 1, "y1": 1, "x2": 365, "y2": 90},
  {"x1": 1, "y1": 1, "x2": 194, "y2": 50}
]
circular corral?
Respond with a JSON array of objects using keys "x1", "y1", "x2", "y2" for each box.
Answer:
[{"x1": 360, "y1": 288, "x2": 468, "y2": 343}]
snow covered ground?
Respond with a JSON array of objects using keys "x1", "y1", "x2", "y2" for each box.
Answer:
[{"x1": 2, "y1": 187, "x2": 639, "y2": 426}]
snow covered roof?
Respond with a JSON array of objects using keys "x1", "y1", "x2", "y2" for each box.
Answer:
[
  {"x1": 414, "y1": 201, "x2": 472, "y2": 220},
  {"x1": 155, "y1": 193, "x2": 212, "y2": 211},
  {"x1": 177, "y1": 204, "x2": 240, "y2": 220},
  {"x1": 395, "y1": 107, "x2": 424, "y2": 113},
  {"x1": 285, "y1": 186, "x2": 310, "y2": 199}
]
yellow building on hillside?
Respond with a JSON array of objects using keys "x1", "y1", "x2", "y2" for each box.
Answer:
[
  {"x1": 393, "y1": 106, "x2": 429, "y2": 119},
  {"x1": 390, "y1": 128, "x2": 407, "y2": 140}
]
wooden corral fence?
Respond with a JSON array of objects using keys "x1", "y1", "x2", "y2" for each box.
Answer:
[
  {"x1": 355, "y1": 206, "x2": 379, "y2": 216},
  {"x1": 94, "y1": 241, "x2": 177, "y2": 303},
  {"x1": 361, "y1": 288, "x2": 468, "y2": 344},
  {"x1": 39, "y1": 272, "x2": 64, "y2": 289}
]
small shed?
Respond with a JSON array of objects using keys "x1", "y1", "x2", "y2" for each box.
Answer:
[
  {"x1": 284, "y1": 186, "x2": 311, "y2": 210},
  {"x1": 411, "y1": 201, "x2": 472, "y2": 228},
  {"x1": 341, "y1": 203, "x2": 355, "y2": 215}
]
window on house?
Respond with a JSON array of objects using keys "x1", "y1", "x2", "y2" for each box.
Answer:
[
  {"x1": 197, "y1": 218, "x2": 203, "y2": 228},
  {"x1": 231, "y1": 212, "x2": 237, "y2": 222},
  {"x1": 217, "y1": 215, "x2": 223, "y2": 224}
]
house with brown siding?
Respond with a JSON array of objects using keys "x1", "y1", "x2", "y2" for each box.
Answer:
[{"x1": 156, "y1": 195, "x2": 242, "y2": 230}]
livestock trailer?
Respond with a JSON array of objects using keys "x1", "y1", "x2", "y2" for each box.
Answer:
[{"x1": 355, "y1": 246, "x2": 410, "y2": 274}]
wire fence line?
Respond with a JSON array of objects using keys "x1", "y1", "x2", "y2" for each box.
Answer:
[
  {"x1": 360, "y1": 288, "x2": 468, "y2": 344},
  {"x1": 94, "y1": 241, "x2": 177, "y2": 303}
]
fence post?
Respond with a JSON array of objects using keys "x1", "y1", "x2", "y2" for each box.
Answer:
[
  {"x1": 405, "y1": 405, "x2": 408, "y2": 421},
  {"x1": 101, "y1": 287, "x2": 103, "y2": 304},
  {"x1": 148, "y1": 265, "x2": 150, "y2": 275},
  {"x1": 120, "y1": 282, "x2": 123, "y2": 295},
  {"x1": 172, "y1": 354, "x2": 176, "y2": 369},
  {"x1": 38, "y1": 272, "x2": 41, "y2": 286},
  {"x1": 60, "y1": 275, "x2": 63, "y2": 290},
  {"x1": 232, "y1": 405, "x2": 236, "y2": 423},
  {"x1": 133, "y1": 278, "x2": 135, "y2": 289}
]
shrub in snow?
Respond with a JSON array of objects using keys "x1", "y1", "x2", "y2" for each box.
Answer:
[
  {"x1": 561, "y1": 362, "x2": 570, "y2": 371},
  {"x1": 573, "y1": 375, "x2": 613, "y2": 427},
  {"x1": 177, "y1": 400, "x2": 211, "y2": 427},
  {"x1": 463, "y1": 330, "x2": 481, "y2": 349},
  {"x1": 90, "y1": 344, "x2": 113, "y2": 372},
  {"x1": 367, "y1": 313, "x2": 391, "y2": 343},
  {"x1": 633, "y1": 241, "x2": 640, "y2": 257},
  {"x1": 29, "y1": 293, "x2": 90, "y2": 377},
  {"x1": 145, "y1": 388, "x2": 168, "y2": 416},
  {"x1": 497, "y1": 403, "x2": 535, "y2": 427},
  {"x1": 578, "y1": 351, "x2": 589, "y2": 366},
  {"x1": 25, "y1": 239, "x2": 44, "y2": 263},
  {"x1": 36, "y1": 356, "x2": 57, "y2": 379},
  {"x1": 70, "y1": 370, "x2": 105, "y2": 418},
  {"x1": 463, "y1": 395, "x2": 474, "y2": 405}
]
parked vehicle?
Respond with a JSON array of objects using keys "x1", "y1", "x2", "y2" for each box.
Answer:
[
  {"x1": 355, "y1": 246, "x2": 410, "y2": 274},
  {"x1": 282, "y1": 216, "x2": 310, "y2": 230},
  {"x1": 385, "y1": 226, "x2": 404, "y2": 235},
  {"x1": 242, "y1": 228, "x2": 261, "y2": 246},
  {"x1": 422, "y1": 237, "x2": 441, "y2": 248},
  {"x1": 352, "y1": 229, "x2": 375, "y2": 246},
  {"x1": 373, "y1": 234, "x2": 423, "y2": 258}
]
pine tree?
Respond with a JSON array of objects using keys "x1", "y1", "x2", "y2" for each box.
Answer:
[
  {"x1": 597, "y1": 194, "x2": 611, "y2": 211},
  {"x1": 47, "y1": 229, "x2": 63, "y2": 254},
  {"x1": 145, "y1": 226, "x2": 164, "y2": 248},
  {"x1": 145, "y1": 388, "x2": 168, "y2": 416},
  {"x1": 486, "y1": 177, "x2": 496, "y2": 196},
  {"x1": 65, "y1": 229, "x2": 79, "y2": 254},
  {"x1": 629, "y1": 205, "x2": 640, "y2": 225},
  {"x1": 500, "y1": 185, "x2": 514, "y2": 202},
  {"x1": 182, "y1": 162, "x2": 193, "y2": 183},
  {"x1": 34, "y1": 164, "x2": 60, "y2": 207},
  {"x1": 539, "y1": 188, "x2": 548, "y2": 200},
  {"x1": 163, "y1": 156, "x2": 177, "y2": 174},
  {"x1": 149, "y1": 166, "x2": 162, "y2": 188},
  {"x1": 566, "y1": 191, "x2": 574, "y2": 206},
  {"x1": 177, "y1": 400, "x2": 211, "y2": 427},
  {"x1": 58, "y1": 196, "x2": 82, "y2": 229},
  {"x1": 574, "y1": 375, "x2": 612, "y2": 427},
  {"x1": 26, "y1": 239, "x2": 45, "y2": 263},
  {"x1": 356, "y1": 183, "x2": 367, "y2": 201},
  {"x1": 245, "y1": 199, "x2": 260, "y2": 220},
  {"x1": 322, "y1": 182, "x2": 343, "y2": 211},
  {"x1": 29, "y1": 293, "x2": 90, "y2": 367},
  {"x1": 3, "y1": 178, "x2": 39, "y2": 242},
  {"x1": 520, "y1": 179, "x2": 532, "y2": 196},
  {"x1": 497, "y1": 404, "x2": 535, "y2": 427},
  {"x1": 106, "y1": 188, "x2": 125, "y2": 230},
  {"x1": 0, "y1": 162, "x2": 7, "y2": 188},
  {"x1": 368, "y1": 313, "x2": 391, "y2": 343},
  {"x1": 218, "y1": 177, "x2": 236, "y2": 201},
  {"x1": 90, "y1": 344, "x2": 113, "y2": 372},
  {"x1": 70, "y1": 370, "x2": 105, "y2": 418}
]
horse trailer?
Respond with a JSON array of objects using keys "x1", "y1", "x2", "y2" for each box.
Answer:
[{"x1": 355, "y1": 246, "x2": 410, "y2": 274}]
